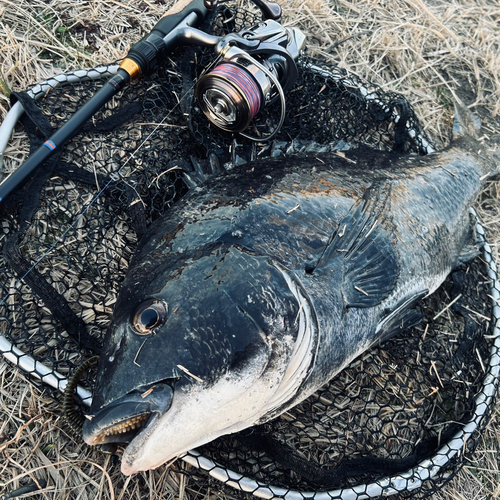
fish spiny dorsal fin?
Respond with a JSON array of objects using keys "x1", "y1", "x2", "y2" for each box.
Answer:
[{"x1": 452, "y1": 101, "x2": 481, "y2": 141}]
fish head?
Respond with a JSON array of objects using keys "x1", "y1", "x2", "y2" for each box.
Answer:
[{"x1": 83, "y1": 242, "x2": 315, "y2": 474}]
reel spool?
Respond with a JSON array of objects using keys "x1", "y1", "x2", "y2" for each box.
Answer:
[{"x1": 196, "y1": 49, "x2": 279, "y2": 134}]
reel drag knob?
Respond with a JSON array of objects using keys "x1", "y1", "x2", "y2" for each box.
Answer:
[{"x1": 196, "y1": 60, "x2": 272, "y2": 133}]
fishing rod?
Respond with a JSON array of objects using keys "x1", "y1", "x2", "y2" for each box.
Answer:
[
  {"x1": 0, "y1": 0, "x2": 206, "y2": 208},
  {"x1": 0, "y1": 0, "x2": 306, "y2": 210}
]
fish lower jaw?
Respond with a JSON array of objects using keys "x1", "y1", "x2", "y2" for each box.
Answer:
[
  {"x1": 121, "y1": 449, "x2": 182, "y2": 475},
  {"x1": 120, "y1": 411, "x2": 266, "y2": 475},
  {"x1": 120, "y1": 421, "x2": 246, "y2": 476}
]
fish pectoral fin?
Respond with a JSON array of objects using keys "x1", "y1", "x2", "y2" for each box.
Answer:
[
  {"x1": 341, "y1": 227, "x2": 399, "y2": 308},
  {"x1": 312, "y1": 199, "x2": 399, "y2": 308},
  {"x1": 373, "y1": 290, "x2": 428, "y2": 347}
]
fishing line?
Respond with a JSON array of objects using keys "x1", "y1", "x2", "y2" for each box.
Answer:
[{"x1": 0, "y1": 53, "x2": 222, "y2": 309}]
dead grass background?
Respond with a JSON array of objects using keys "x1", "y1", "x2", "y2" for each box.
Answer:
[{"x1": 1, "y1": 0, "x2": 500, "y2": 498}]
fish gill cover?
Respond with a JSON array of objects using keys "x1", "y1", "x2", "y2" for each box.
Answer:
[{"x1": 0, "y1": 3, "x2": 499, "y2": 500}]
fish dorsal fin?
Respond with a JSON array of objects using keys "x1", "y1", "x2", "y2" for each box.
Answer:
[{"x1": 311, "y1": 197, "x2": 399, "y2": 308}]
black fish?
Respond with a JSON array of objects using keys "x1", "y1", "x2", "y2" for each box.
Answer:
[{"x1": 83, "y1": 104, "x2": 498, "y2": 475}]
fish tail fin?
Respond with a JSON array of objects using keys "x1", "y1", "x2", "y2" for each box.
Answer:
[
  {"x1": 452, "y1": 101, "x2": 481, "y2": 140},
  {"x1": 452, "y1": 101, "x2": 500, "y2": 178}
]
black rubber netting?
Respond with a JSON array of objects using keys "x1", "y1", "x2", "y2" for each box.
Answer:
[{"x1": 0, "y1": 4, "x2": 499, "y2": 500}]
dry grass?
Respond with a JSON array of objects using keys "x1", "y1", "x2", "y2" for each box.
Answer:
[{"x1": 1, "y1": 0, "x2": 500, "y2": 499}]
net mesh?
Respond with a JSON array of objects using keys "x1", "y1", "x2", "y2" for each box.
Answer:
[{"x1": 0, "y1": 4, "x2": 499, "y2": 500}]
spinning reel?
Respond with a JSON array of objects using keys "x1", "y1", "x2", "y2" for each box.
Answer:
[
  {"x1": 195, "y1": 16, "x2": 306, "y2": 140},
  {"x1": 165, "y1": 0, "x2": 306, "y2": 140}
]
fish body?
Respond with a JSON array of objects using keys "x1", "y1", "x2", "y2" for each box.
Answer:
[{"x1": 83, "y1": 105, "x2": 498, "y2": 475}]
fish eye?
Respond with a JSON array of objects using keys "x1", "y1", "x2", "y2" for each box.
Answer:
[{"x1": 131, "y1": 300, "x2": 167, "y2": 335}]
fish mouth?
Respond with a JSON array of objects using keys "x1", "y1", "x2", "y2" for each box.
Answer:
[
  {"x1": 83, "y1": 382, "x2": 173, "y2": 446},
  {"x1": 84, "y1": 409, "x2": 152, "y2": 445}
]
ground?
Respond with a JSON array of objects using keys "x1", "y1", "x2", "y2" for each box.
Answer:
[{"x1": 0, "y1": 0, "x2": 499, "y2": 499}]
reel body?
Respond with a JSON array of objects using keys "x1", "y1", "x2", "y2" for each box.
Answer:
[{"x1": 195, "y1": 20, "x2": 306, "y2": 140}]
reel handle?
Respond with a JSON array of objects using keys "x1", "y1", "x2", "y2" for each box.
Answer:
[
  {"x1": 250, "y1": 0, "x2": 281, "y2": 21},
  {"x1": 204, "y1": 0, "x2": 281, "y2": 21},
  {"x1": 160, "y1": 0, "x2": 208, "y2": 23}
]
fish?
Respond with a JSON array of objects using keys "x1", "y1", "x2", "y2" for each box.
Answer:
[{"x1": 82, "y1": 104, "x2": 498, "y2": 475}]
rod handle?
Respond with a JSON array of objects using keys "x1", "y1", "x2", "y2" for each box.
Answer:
[{"x1": 121, "y1": 0, "x2": 209, "y2": 79}]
